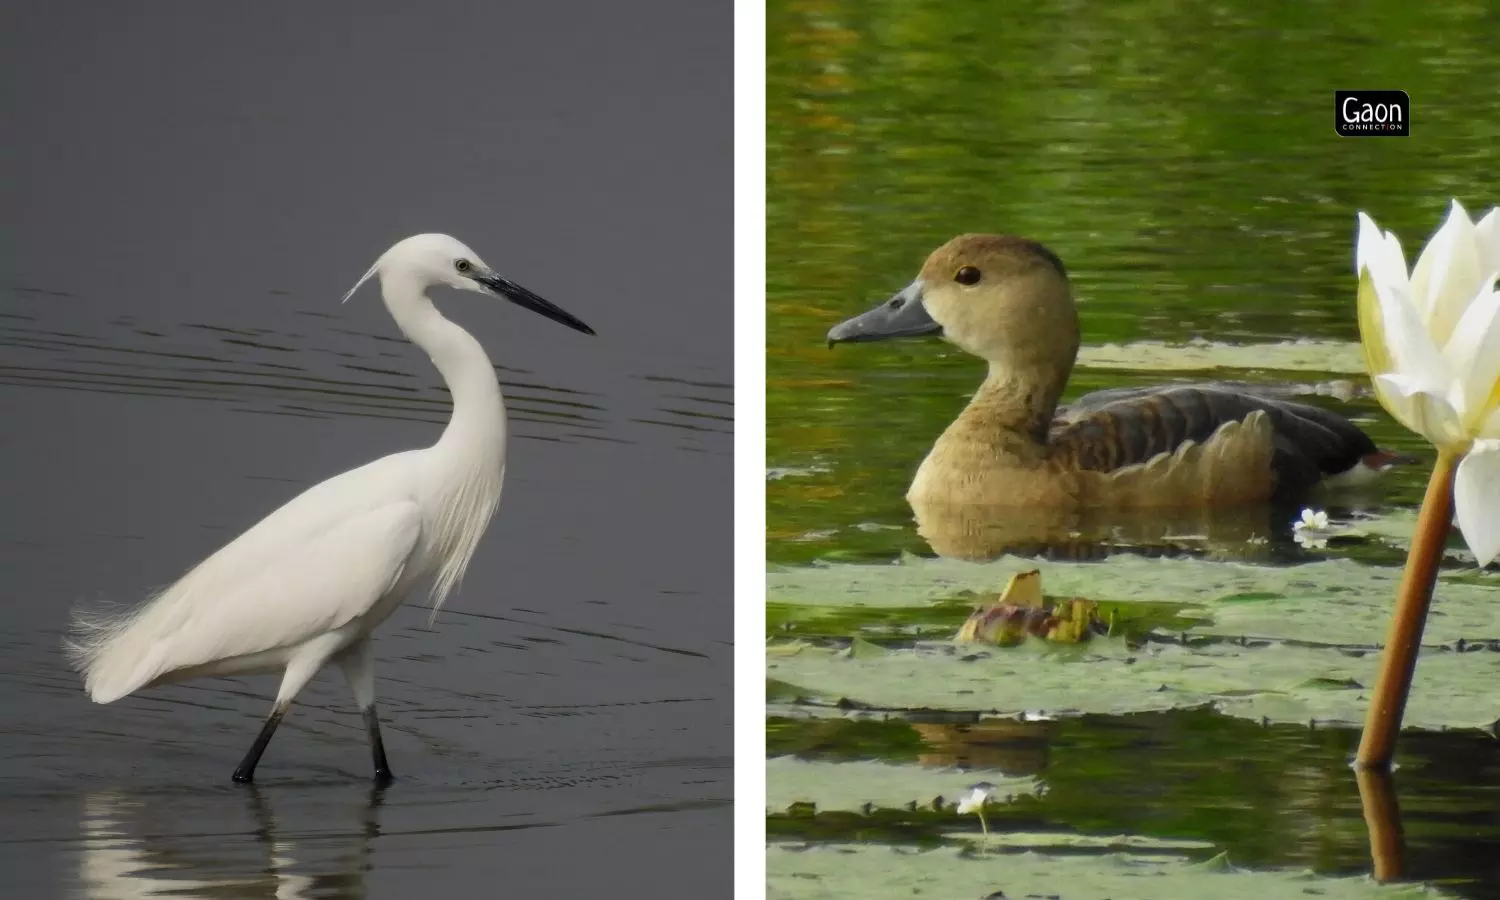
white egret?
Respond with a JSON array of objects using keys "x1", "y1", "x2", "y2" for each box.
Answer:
[{"x1": 65, "y1": 233, "x2": 594, "y2": 783}]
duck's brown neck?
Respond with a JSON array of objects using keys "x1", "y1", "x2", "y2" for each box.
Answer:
[{"x1": 950, "y1": 360, "x2": 1072, "y2": 449}]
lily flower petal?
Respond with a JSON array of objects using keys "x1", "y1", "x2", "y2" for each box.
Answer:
[
  {"x1": 1374, "y1": 272, "x2": 1446, "y2": 386},
  {"x1": 1483, "y1": 405, "x2": 1500, "y2": 441},
  {"x1": 1454, "y1": 440, "x2": 1500, "y2": 566},
  {"x1": 1357, "y1": 268, "x2": 1398, "y2": 393},
  {"x1": 1474, "y1": 207, "x2": 1500, "y2": 280},
  {"x1": 1362, "y1": 264, "x2": 1451, "y2": 442},
  {"x1": 1357, "y1": 212, "x2": 1408, "y2": 289},
  {"x1": 956, "y1": 782, "x2": 995, "y2": 815},
  {"x1": 1412, "y1": 201, "x2": 1485, "y2": 347},
  {"x1": 1374, "y1": 374, "x2": 1467, "y2": 446},
  {"x1": 1440, "y1": 281, "x2": 1500, "y2": 428}
]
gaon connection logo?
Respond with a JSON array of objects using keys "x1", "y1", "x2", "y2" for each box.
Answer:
[{"x1": 1336, "y1": 90, "x2": 1410, "y2": 137}]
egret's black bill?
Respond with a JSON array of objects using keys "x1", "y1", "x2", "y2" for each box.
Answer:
[{"x1": 479, "y1": 273, "x2": 596, "y2": 336}]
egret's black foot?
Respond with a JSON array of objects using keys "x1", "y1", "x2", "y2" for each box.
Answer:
[
  {"x1": 363, "y1": 705, "x2": 394, "y2": 786},
  {"x1": 232, "y1": 709, "x2": 284, "y2": 786}
]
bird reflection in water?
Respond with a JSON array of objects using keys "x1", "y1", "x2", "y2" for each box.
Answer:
[
  {"x1": 911, "y1": 499, "x2": 1293, "y2": 562},
  {"x1": 77, "y1": 783, "x2": 388, "y2": 899},
  {"x1": 907, "y1": 714, "x2": 1055, "y2": 777}
]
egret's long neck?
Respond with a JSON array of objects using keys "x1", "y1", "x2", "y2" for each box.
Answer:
[{"x1": 379, "y1": 273, "x2": 506, "y2": 452}]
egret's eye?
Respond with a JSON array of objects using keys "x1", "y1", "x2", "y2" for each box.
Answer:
[
  {"x1": 955, "y1": 266, "x2": 981, "y2": 286},
  {"x1": 454, "y1": 258, "x2": 472, "y2": 273}
]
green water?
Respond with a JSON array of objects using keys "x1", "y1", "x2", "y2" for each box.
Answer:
[{"x1": 766, "y1": 1, "x2": 1500, "y2": 897}]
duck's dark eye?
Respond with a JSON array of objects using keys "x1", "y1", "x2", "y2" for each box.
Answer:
[
  {"x1": 454, "y1": 258, "x2": 472, "y2": 273},
  {"x1": 955, "y1": 266, "x2": 981, "y2": 286}
]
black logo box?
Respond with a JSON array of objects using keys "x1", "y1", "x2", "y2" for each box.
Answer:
[{"x1": 1336, "y1": 91, "x2": 1410, "y2": 137}]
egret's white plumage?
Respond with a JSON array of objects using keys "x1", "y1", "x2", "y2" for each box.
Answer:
[{"x1": 64, "y1": 233, "x2": 594, "y2": 782}]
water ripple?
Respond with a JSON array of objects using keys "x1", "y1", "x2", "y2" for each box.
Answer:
[{"x1": 2, "y1": 287, "x2": 732, "y2": 454}]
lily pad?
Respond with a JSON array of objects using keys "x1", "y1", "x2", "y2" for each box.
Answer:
[
  {"x1": 769, "y1": 555, "x2": 1500, "y2": 647},
  {"x1": 1076, "y1": 339, "x2": 1368, "y2": 375},
  {"x1": 766, "y1": 638, "x2": 1500, "y2": 730},
  {"x1": 766, "y1": 757, "x2": 1037, "y2": 813},
  {"x1": 767, "y1": 843, "x2": 1452, "y2": 899},
  {"x1": 947, "y1": 830, "x2": 1217, "y2": 852},
  {"x1": 844, "y1": 636, "x2": 889, "y2": 659},
  {"x1": 768, "y1": 677, "x2": 833, "y2": 705}
]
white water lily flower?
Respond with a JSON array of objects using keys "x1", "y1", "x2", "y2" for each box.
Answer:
[
  {"x1": 1356, "y1": 200, "x2": 1500, "y2": 565},
  {"x1": 955, "y1": 781, "x2": 995, "y2": 815},
  {"x1": 956, "y1": 781, "x2": 995, "y2": 846},
  {"x1": 1294, "y1": 508, "x2": 1331, "y2": 532},
  {"x1": 1293, "y1": 508, "x2": 1334, "y2": 549}
]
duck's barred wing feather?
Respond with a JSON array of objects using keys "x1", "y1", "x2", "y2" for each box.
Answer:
[{"x1": 1048, "y1": 383, "x2": 1378, "y2": 495}]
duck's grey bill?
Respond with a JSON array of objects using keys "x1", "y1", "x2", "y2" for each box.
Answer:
[
  {"x1": 826, "y1": 285, "x2": 940, "y2": 347},
  {"x1": 479, "y1": 273, "x2": 596, "y2": 335}
]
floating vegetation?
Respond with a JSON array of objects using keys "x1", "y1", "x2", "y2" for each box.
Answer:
[{"x1": 954, "y1": 570, "x2": 1109, "y2": 645}]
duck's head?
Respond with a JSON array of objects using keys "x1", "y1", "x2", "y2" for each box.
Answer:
[{"x1": 828, "y1": 234, "x2": 1079, "y2": 369}]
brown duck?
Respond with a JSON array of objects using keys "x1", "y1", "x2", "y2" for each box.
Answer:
[{"x1": 828, "y1": 234, "x2": 1399, "y2": 509}]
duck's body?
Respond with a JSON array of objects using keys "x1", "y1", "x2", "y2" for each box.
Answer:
[
  {"x1": 830, "y1": 234, "x2": 1394, "y2": 509},
  {"x1": 912, "y1": 381, "x2": 1389, "y2": 508}
]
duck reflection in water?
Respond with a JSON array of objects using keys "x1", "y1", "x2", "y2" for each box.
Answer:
[{"x1": 828, "y1": 234, "x2": 1400, "y2": 560}]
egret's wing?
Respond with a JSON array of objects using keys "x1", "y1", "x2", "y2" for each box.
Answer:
[
  {"x1": 209, "y1": 451, "x2": 419, "y2": 554},
  {"x1": 73, "y1": 500, "x2": 422, "y2": 703}
]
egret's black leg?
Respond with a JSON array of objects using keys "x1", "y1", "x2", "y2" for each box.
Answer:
[
  {"x1": 364, "y1": 705, "x2": 394, "y2": 784},
  {"x1": 233, "y1": 710, "x2": 285, "y2": 784},
  {"x1": 336, "y1": 639, "x2": 392, "y2": 783}
]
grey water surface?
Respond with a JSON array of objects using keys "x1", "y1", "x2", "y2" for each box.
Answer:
[{"x1": 1, "y1": 3, "x2": 731, "y2": 897}]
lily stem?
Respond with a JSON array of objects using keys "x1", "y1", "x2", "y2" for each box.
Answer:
[
  {"x1": 1355, "y1": 450, "x2": 1458, "y2": 769},
  {"x1": 1355, "y1": 767, "x2": 1406, "y2": 882}
]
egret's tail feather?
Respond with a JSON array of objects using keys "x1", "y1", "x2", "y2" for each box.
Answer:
[{"x1": 64, "y1": 598, "x2": 165, "y2": 704}]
